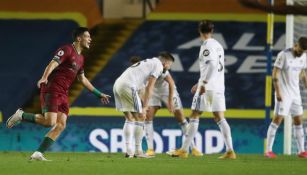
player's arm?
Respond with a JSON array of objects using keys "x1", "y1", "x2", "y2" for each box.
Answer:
[
  {"x1": 198, "y1": 48, "x2": 218, "y2": 94},
  {"x1": 142, "y1": 76, "x2": 157, "y2": 113},
  {"x1": 37, "y1": 60, "x2": 59, "y2": 88},
  {"x1": 77, "y1": 73, "x2": 111, "y2": 104},
  {"x1": 164, "y1": 74, "x2": 175, "y2": 113},
  {"x1": 300, "y1": 69, "x2": 307, "y2": 88},
  {"x1": 272, "y1": 67, "x2": 282, "y2": 101},
  {"x1": 202, "y1": 58, "x2": 218, "y2": 85}
]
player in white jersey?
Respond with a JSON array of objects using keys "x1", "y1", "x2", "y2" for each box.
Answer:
[
  {"x1": 113, "y1": 52, "x2": 174, "y2": 158},
  {"x1": 144, "y1": 70, "x2": 203, "y2": 157},
  {"x1": 169, "y1": 20, "x2": 236, "y2": 159},
  {"x1": 265, "y1": 37, "x2": 307, "y2": 158}
]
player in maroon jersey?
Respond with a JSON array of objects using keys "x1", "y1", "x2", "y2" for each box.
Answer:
[{"x1": 6, "y1": 27, "x2": 111, "y2": 161}]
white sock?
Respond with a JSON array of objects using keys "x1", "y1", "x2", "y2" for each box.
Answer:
[
  {"x1": 123, "y1": 120, "x2": 134, "y2": 153},
  {"x1": 145, "y1": 121, "x2": 154, "y2": 150},
  {"x1": 294, "y1": 124, "x2": 305, "y2": 153},
  {"x1": 181, "y1": 119, "x2": 199, "y2": 152},
  {"x1": 266, "y1": 122, "x2": 279, "y2": 152},
  {"x1": 134, "y1": 121, "x2": 145, "y2": 153},
  {"x1": 180, "y1": 119, "x2": 196, "y2": 149},
  {"x1": 217, "y1": 119, "x2": 234, "y2": 152}
]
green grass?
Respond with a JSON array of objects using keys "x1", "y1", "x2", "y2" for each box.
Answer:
[{"x1": 0, "y1": 152, "x2": 306, "y2": 175}]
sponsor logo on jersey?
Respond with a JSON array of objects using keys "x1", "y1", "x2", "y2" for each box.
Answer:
[
  {"x1": 57, "y1": 50, "x2": 64, "y2": 56},
  {"x1": 203, "y1": 49, "x2": 210, "y2": 56},
  {"x1": 71, "y1": 62, "x2": 80, "y2": 72}
]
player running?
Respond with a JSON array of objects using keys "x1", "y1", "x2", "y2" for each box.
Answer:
[{"x1": 6, "y1": 27, "x2": 111, "y2": 161}]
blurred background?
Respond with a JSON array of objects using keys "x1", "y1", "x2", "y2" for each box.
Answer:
[{"x1": 0, "y1": 0, "x2": 305, "y2": 154}]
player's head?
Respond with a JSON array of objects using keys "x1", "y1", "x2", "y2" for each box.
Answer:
[
  {"x1": 294, "y1": 37, "x2": 307, "y2": 57},
  {"x1": 198, "y1": 20, "x2": 214, "y2": 35},
  {"x1": 158, "y1": 51, "x2": 174, "y2": 72},
  {"x1": 72, "y1": 27, "x2": 91, "y2": 49},
  {"x1": 129, "y1": 56, "x2": 142, "y2": 65}
]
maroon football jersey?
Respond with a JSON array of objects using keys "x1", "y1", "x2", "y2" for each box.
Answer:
[{"x1": 41, "y1": 44, "x2": 85, "y2": 94}]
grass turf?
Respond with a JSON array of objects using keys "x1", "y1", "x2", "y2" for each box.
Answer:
[{"x1": 0, "y1": 152, "x2": 306, "y2": 175}]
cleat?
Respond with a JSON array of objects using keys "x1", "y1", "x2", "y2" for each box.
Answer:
[
  {"x1": 6, "y1": 109, "x2": 23, "y2": 128},
  {"x1": 125, "y1": 153, "x2": 134, "y2": 158},
  {"x1": 168, "y1": 149, "x2": 188, "y2": 158},
  {"x1": 219, "y1": 150, "x2": 237, "y2": 159},
  {"x1": 134, "y1": 151, "x2": 151, "y2": 158},
  {"x1": 264, "y1": 151, "x2": 276, "y2": 158},
  {"x1": 145, "y1": 149, "x2": 155, "y2": 157},
  {"x1": 125, "y1": 149, "x2": 134, "y2": 158},
  {"x1": 191, "y1": 148, "x2": 203, "y2": 157},
  {"x1": 29, "y1": 151, "x2": 49, "y2": 161},
  {"x1": 298, "y1": 151, "x2": 307, "y2": 158},
  {"x1": 166, "y1": 149, "x2": 175, "y2": 156}
]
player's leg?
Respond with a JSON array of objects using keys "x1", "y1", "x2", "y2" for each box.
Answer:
[
  {"x1": 145, "y1": 106, "x2": 159, "y2": 156},
  {"x1": 123, "y1": 112, "x2": 134, "y2": 157},
  {"x1": 293, "y1": 115, "x2": 307, "y2": 157},
  {"x1": 213, "y1": 111, "x2": 236, "y2": 159},
  {"x1": 30, "y1": 112, "x2": 66, "y2": 161},
  {"x1": 170, "y1": 93, "x2": 204, "y2": 158},
  {"x1": 208, "y1": 91, "x2": 235, "y2": 159},
  {"x1": 174, "y1": 93, "x2": 205, "y2": 157},
  {"x1": 6, "y1": 109, "x2": 55, "y2": 128},
  {"x1": 167, "y1": 94, "x2": 190, "y2": 129},
  {"x1": 6, "y1": 93, "x2": 58, "y2": 128},
  {"x1": 213, "y1": 112, "x2": 233, "y2": 153},
  {"x1": 132, "y1": 111, "x2": 148, "y2": 157},
  {"x1": 264, "y1": 115, "x2": 283, "y2": 158},
  {"x1": 265, "y1": 98, "x2": 290, "y2": 158},
  {"x1": 170, "y1": 110, "x2": 201, "y2": 158},
  {"x1": 113, "y1": 84, "x2": 135, "y2": 157},
  {"x1": 291, "y1": 102, "x2": 307, "y2": 158},
  {"x1": 130, "y1": 88, "x2": 147, "y2": 157},
  {"x1": 31, "y1": 93, "x2": 69, "y2": 161},
  {"x1": 169, "y1": 92, "x2": 202, "y2": 156},
  {"x1": 172, "y1": 108, "x2": 203, "y2": 156}
]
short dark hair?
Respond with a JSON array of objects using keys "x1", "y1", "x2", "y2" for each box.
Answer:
[
  {"x1": 159, "y1": 51, "x2": 175, "y2": 62},
  {"x1": 72, "y1": 27, "x2": 89, "y2": 41},
  {"x1": 298, "y1": 37, "x2": 307, "y2": 50},
  {"x1": 129, "y1": 56, "x2": 142, "y2": 64},
  {"x1": 199, "y1": 20, "x2": 214, "y2": 34}
]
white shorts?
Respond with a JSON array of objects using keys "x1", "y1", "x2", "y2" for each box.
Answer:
[
  {"x1": 113, "y1": 81, "x2": 142, "y2": 113},
  {"x1": 191, "y1": 90, "x2": 226, "y2": 112},
  {"x1": 148, "y1": 89, "x2": 183, "y2": 110},
  {"x1": 274, "y1": 96, "x2": 303, "y2": 117}
]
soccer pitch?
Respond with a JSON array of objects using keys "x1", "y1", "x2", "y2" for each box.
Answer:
[{"x1": 0, "y1": 152, "x2": 306, "y2": 175}]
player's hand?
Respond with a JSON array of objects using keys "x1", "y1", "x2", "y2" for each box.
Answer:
[
  {"x1": 37, "y1": 78, "x2": 48, "y2": 88},
  {"x1": 191, "y1": 83, "x2": 205, "y2": 95},
  {"x1": 167, "y1": 100, "x2": 174, "y2": 113},
  {"x1": 276, "y1": 92, "x2": 282, "y2": 102},
  {"x1": 191, "y1": 84, "x2": 198, "y2": 94},
  {"x1": 100, "y1": 93, "x2": 111, "y2": 104},
  {"x1": 141, "y1": 106, "x2": 148, "y2": 118},
  {"x1": 199, "y1": 86, "x2": 205, "y2": 95}
]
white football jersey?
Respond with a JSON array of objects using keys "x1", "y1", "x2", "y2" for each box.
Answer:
[
  {"x1": 274, "y1": 48, "x2": 307, "y2": 98},
  {"x1": 198, "y1": 38, "x2": 225, "y2": 92},
  {"x1": 154, "y1": 70, "x2": 177, "y2": 95},
  {"x1": 115, "y1": 57, "x2": 163, "y2": 90}
]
